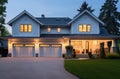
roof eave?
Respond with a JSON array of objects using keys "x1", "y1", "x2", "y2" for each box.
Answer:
[
  {"x1": 68, "y1": 10, "x2": 105, "y2": 25},
  {"x1": 7, "y1": 10, "x2": 43, "y2": 26}
]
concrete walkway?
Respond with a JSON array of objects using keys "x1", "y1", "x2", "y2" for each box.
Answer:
[{"x1": 0, "y1": 57, "x2": 79, "y2": 79}]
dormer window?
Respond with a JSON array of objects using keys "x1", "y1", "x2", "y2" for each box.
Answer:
[
  {"x1": 79, "y1": 24, "x2": 91, "y2": 32},
  {"x1": 20, "y1": 24, "x2": 32, "y2": 32},
  {"x1": 57, "y1": 28, "x2": 61, "y2": 32},
  {"x1": 47, "y1": 27, "x2": 51, "y2": 32}
]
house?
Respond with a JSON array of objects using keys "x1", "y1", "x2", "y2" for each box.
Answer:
[{"x1": 7, "y1": 10, "x2": 119, "y2": 57}]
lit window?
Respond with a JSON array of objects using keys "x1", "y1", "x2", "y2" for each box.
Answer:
[
  {"x1": 47, "y1": 27, "x2": 51, "y2": 32},
  {"x1": 28, "y1": 25, "x2": 32, "y2": 32},
  {"x1": 20, "y1": 24, "x2": 32, "y2": 32},
  {"x1": 87, "y1": 25, "x2": 91, "y2": 32},
  {"x1": 57, "y1": 28, "x2": 61, "y2": 32},
  {"x1": 79, "y1": 24, "x2": 91, "y2": 32}
]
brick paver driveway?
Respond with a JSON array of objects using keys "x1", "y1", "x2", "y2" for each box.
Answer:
[{"x1": 0, "y1": 57, "x2": 79, "y2": 79}]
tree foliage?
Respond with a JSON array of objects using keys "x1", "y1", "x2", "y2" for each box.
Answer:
[
  {"x1": 99, "y1": 0, "x2": 120, "y2": 35},
  {"x1": 77, "y1": 1, "x2": 94, "y2": 13},
  {"x1": 0, "y1": 0, "x2": 9, "y2": 36}
]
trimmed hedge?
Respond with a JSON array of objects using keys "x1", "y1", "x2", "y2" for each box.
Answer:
[{"x1": 106, "y1": 53, "x2": 120, "y2": 59}]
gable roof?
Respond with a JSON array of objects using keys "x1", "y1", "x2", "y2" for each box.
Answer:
[
  {"x1": 36, "y1": 17, "x2": 71, "y2": 26},
  {"x1": 8, "y1": 10, "x2": 43, "y2": 26},
  {"x1": 68, "y1": 10, "x2": 105, "y2": 25}
]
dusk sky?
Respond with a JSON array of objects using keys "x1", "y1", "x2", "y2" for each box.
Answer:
[{"x1": 6, "y1": 0, "x2": 120, "y2": 33}]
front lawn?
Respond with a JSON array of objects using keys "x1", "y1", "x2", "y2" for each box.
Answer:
[{"x1": 64, "y1": 59, "x2": 120, "y2": 79}]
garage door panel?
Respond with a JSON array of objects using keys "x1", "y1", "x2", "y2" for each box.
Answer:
[
  {"x1": 13, "y1": 46, "x2": 34, "y2": 57},
  {"x1": 40, "y1": 45, "x2": 62, "y2": 57},
  {"x1": 40, "y1": 47, "x2": 50, "y2": 57},
  {"x1": 52, "y1": 47, "x2": 61, "y2": 57}
]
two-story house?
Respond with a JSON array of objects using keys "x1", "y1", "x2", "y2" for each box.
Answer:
[{"x1": 7, "y1": 10, "x2": 118, "y2": 57}]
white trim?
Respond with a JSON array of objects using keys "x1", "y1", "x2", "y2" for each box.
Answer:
[
  {"x1": 8, "y1": 10, "x2": 43, "y2": 26},
  {"x1": 68, "y1": 10, "x2": 105, "y2": 25}
]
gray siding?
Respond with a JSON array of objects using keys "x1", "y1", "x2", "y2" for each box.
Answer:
[
  {"x1": 12, "y1": 15, "x2": 40, "y2": 37},
  {"x1": 71, "y1": 13, "x2": 100, "y2": 34},
  {"x1": 41, "y1": 27, "x2": 70, "y2": 34}
]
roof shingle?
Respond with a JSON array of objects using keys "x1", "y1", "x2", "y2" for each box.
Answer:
[{"x1": 36, "y1": 17, "x2": 71, "y2": 26}]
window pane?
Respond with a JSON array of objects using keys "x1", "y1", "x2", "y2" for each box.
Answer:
[
  {"x1": 83, "y1": 25, "x2": 86, "y2": 32},
  {"x1": 24, "y1": 25, "x2": 28, "y2": 32},
  {"x1": 20, "y1": 24, "x2": 24, "y2": 32},
  {"x1": 28, "y1": 25, "x2": 32, "y2": 32},
  {"x1": 48, "y1": 27, "x2": 51, "y2": 32},
  {"x1": 79, "y1": 25, "x2": 83, "y2": 32},
  {"x1": 87, "y1": 25, "x2": 91, "y2": 32},
  {"x1": 57, "y1": 28, "x2": 61, "y2": 32}
]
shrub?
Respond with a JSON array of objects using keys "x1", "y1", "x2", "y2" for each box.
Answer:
[
  {"x1": 88, "y1": 52, "x2": 95, "y2": 59},
  {"x1": 106, "y1": 53, "x2": 120, "y2": 59},
  {"x1": 88, "y1": 52, "x2": 92, "y2": 58},
  {"x1": 63, "y1": 54, "x2": 73, "y2": 59},
  {"x1": 65, "y1": 45, "x2": 73, "y2": 55},
  {"x1": 72, "y1": 49, "x2": 76, "y2": 58}
]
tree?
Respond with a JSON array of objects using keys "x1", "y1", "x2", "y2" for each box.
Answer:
[
  {"x1": 77, "y1": 1, "x2": 94, "y2": 13},
  {"x1": 0, "y1": 0, "x2": 9, "y2": 36},
  {"x1": 99, "y1": 0, "x2": 120, "y2": 34}
]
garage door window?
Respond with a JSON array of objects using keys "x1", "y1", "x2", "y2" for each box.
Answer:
[
  {"x1": 25, "y1": 44, "x2": 34, "y2": 46},
  {"x1": 52, "y1": 45, "x2": 61, "y2": 47},
  {"x1": 40, "y1": 45, "x2": 49, "y2": 47},
  {"x1": 14, "y1": 44, "x2": 23, "y2": 46}
]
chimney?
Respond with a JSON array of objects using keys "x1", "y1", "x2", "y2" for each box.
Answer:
[{"x1": 41, "y1": 14, "x2": 45, "y2": 18}]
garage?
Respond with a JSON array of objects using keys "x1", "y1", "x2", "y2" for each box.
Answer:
[
  {"x1": 40, "y1": 45, "x2": 62, "y2": 57},
  {"x1": 13, "y1": 44, "x2": 35, "y2": 57}
]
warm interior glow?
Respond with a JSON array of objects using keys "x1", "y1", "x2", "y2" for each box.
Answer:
[
  {"x1": 20, "y1": 25, "x2": 24, "y2": 32},
  {"x1": 57, "y1": 28, "x2": 61, "y2": 32},
  {"x1": 28, "y1": 25, "x2": 32, "y2": 32},
  {"x1": 20, "y1": 24, "x2": 32, "y2": 32},
  {"x1": 71, "y1": 40, "x2": 114, "y2": 54},
  {"x1": 87, "y1": 24, "x2": 91, "y2": 32},
  {"x1": 79, "y1": 24, "x2": 91, "y2": 32},
  {"x1": 47, "y1": 27, "x2": 51, "y2": 32}
]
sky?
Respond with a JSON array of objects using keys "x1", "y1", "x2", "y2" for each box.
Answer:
[{"x1": 5, "y1": 0, "x2": 120, "y2": 33}]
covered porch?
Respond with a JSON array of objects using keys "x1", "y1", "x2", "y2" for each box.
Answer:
[
  {"x1": 66, "y1": 34, "x2": 119, "y2": 54},
  {"x1": 71, "y1": 40, "x2": 114, "y2": 54}
]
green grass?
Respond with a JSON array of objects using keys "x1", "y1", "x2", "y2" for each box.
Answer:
[{"x1": 64, "y1": 59, "x2": 120, "y2": 79}]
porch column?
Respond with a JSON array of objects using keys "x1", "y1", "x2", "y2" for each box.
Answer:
[
  {"x1": 111, "y1": 40, "x2": 117, "y2": 53},
  {"x1": 35, "y1": 43, "x2": 39, "y2": 57},
  {"x1": 8, "y1": 43, "x2": 13, "y2": 57},
  {"x1": 69, "y1": 39, "x2": 71, "y2": 46}
]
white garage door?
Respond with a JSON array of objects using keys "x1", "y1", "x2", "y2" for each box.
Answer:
[
  {"x1": 40, "y1": 45, "x2": 61, "y2": 57},
  {"x1": 13, "y1": 44, "x2": 35, "y2": 57}
]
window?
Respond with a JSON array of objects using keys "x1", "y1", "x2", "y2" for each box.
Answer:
[
  {"x1": 20, "y1": 24, "x2": 32, "y2": 32},
  {"x1": 79, "y1": 24, "x2": 91, "y2": 32},
  {"x1": 47, "y1": 27, "x2": 51, "y2": 32},
  {"x1": 57, "y1": 28, "x2": 61, "y2": 32}
]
